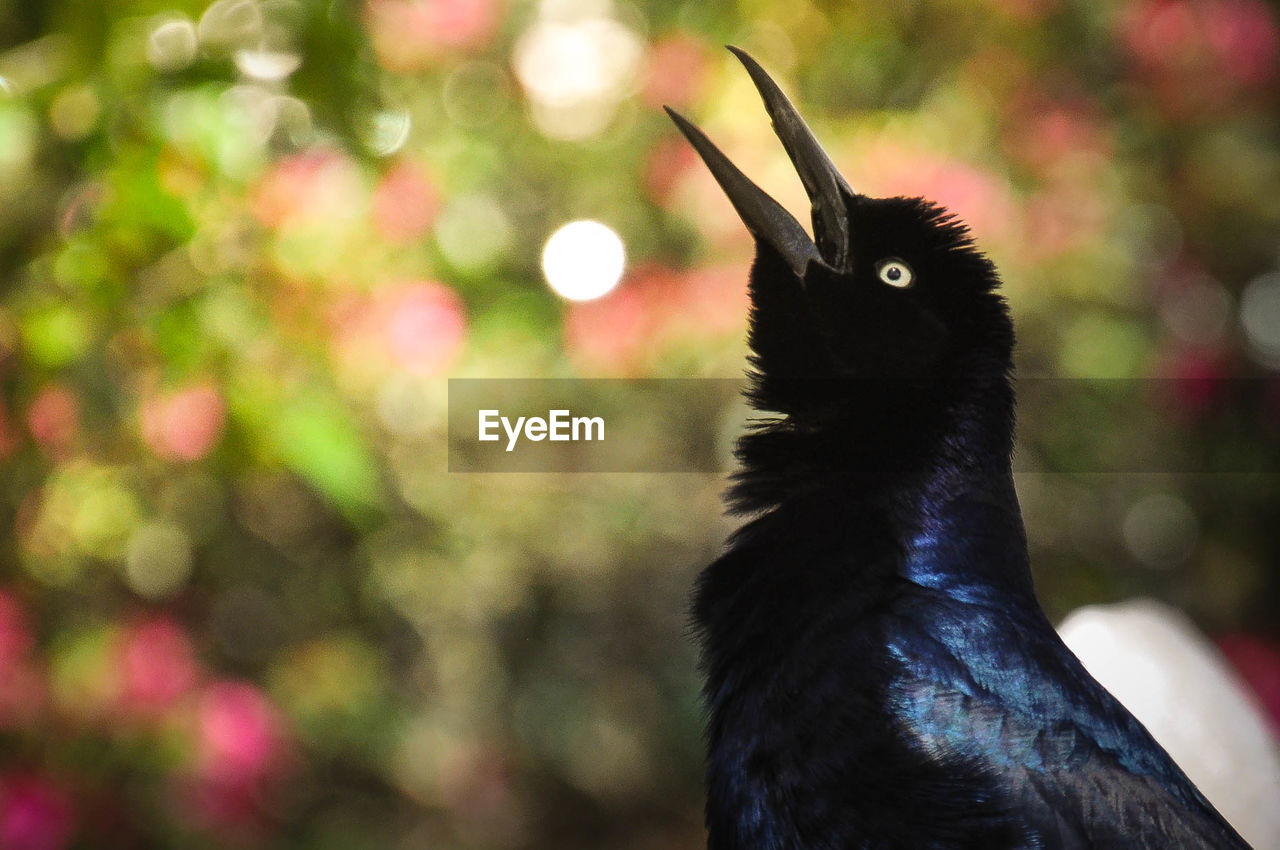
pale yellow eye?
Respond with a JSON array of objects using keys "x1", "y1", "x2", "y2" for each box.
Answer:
[{"x1": 877, "y1": 259, "x2": 913, "y2": 288}]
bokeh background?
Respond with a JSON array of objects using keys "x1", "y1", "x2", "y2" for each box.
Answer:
[{"x1": 2, "y1": 0, "x2": 1280, "y2": 847}]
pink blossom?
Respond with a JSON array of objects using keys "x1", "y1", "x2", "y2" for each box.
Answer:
[
  {"x1": 0, "y1": 775, "x2": 74, "y2": 850},
  {"x1": 1125, "y1": 0, "x2": 1212, "y2": 69},
  {"x1": 642, "y1": 35, "x2": 712, "y2": 110},
  {"x1": 1121, "y1": 0, "x2": 1278, "y2": 114},
  {"x1": 117, "y1": 618, "x2": 198, "y2": 716},
  {"x1": 196, "y1": 681, "x2": 288, "y2": 785},
  {"x1": 0, "y1": 593, "x2": 43, "y2": 730},
  {"x1": 645, "y1": 137, "x2": 698, "y2": 205},
  {"x1": 856, "y1": 145, "x2": 1015, "y2": 242},
  {"x1": 564, "y1": 264, "x2": 748, "y2": 374},
  {"x1": 1156, "y1": 347, "x2": 1230, "y2": 421},
  {"x1": 251, "y1": 149, "x2": 365, "y2": 230},
  {"x1": 140, "y1": 383, "x2": 226, "y2": 462},
  {"x1": 367, "y1": 0, "x2": 502, "y2": 71},
  {"x1": 172, "y1": 680, "x2": 292, "y2": 839},
  {"x1": 1204, "y1": 0, "x2": 1279, "y2": 85},
  {"x1": 663, "y1": 265, "x2": 750, "y2": 340},
  {"x1": 1003, "y1": 95, "x2": 1112, "y2": 177},
  {"x1": 387, "y1": 283, "x2": 467, "y2": 373},
  {"x1": 419, "y1": 0, "x2": 500, "y2": 47},
  {"x1": 564, "y1": 282, "x2": 652, "y2": 374},
  {"x1": 25, "y1": 384, "x2": 78, "y2": 457},
  {"x1": 372, "y1": 159, "x2": 440, "y2": 243},
  {"x1": 330, "y1": 281, "x2": 467, "y2": 378}
]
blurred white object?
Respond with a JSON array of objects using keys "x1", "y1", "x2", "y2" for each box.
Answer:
[{"x1": 1059, "y1": 598, "x2": 1280, "y2": 850}]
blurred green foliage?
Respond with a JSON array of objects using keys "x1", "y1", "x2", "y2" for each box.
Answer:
[{"x1": 1, "y1": 0, "x2": 1280, "y2": 847}]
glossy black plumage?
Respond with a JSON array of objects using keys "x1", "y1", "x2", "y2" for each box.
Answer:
[{"x1": 670, "y1": 49, "x2": 1251, "y2": 850}]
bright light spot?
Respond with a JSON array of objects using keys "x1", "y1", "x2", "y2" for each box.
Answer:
[
  {"x1": 513, "y1": 3, "x2": 643, "y2": 141},
  {"x1": 1240, "y1": 271, "x2": 1280, "y2": 367},
  {"x1": 147, "y1": 16, "x2": 198, "y2": 72},
  {"x1": 541, "y1": 220, "x2": 625, "y2": 302},
  {"x1": 514, "y1": 19, "x2": 640, "y2": 106},
  {"x1": 234, "y1": 48, "x2": 302, "y2": 81}
]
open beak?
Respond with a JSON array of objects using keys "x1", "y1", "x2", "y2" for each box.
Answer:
[{"x1": 665, "y1": 47, "x2": 853, "y2": 277}]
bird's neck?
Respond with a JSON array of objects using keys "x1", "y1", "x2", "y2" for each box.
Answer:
[
  {"x1": 730, "y1": 372, "x2": 1016, "y2": 506},
  {"x1": 896, "y1": 466, "x2": 1035, "y2": 603},
  {"x1": 727, "y1": 373, "x2": 1031, "y2": 597}
]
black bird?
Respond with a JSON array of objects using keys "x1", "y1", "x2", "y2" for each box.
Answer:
[{"x1": 666, "y1": 48, "x2": 1251, "y2": 849}]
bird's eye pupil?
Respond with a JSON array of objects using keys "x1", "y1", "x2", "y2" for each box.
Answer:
[{"x1": 877, "y1": 259, "x2": 913, "y2": 288}]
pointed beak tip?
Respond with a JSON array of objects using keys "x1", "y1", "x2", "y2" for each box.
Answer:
[
  {"x1": 725, "y1": 44, "x2": 755, "y2": 68},
  {"x1": 726, "y1": 47, "x2": 853, "y2": 271},
  {"x1": 664, "y1": 106, "x2": 698, "y2": 143}
]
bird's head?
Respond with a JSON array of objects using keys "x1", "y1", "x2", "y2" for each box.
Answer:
[
  {"x1": 668, "y1": 49, "x2": 1016, "y2": 507},
  {"x1": 667, "y1": 49, "x2": 1013, "y2": 424}
]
